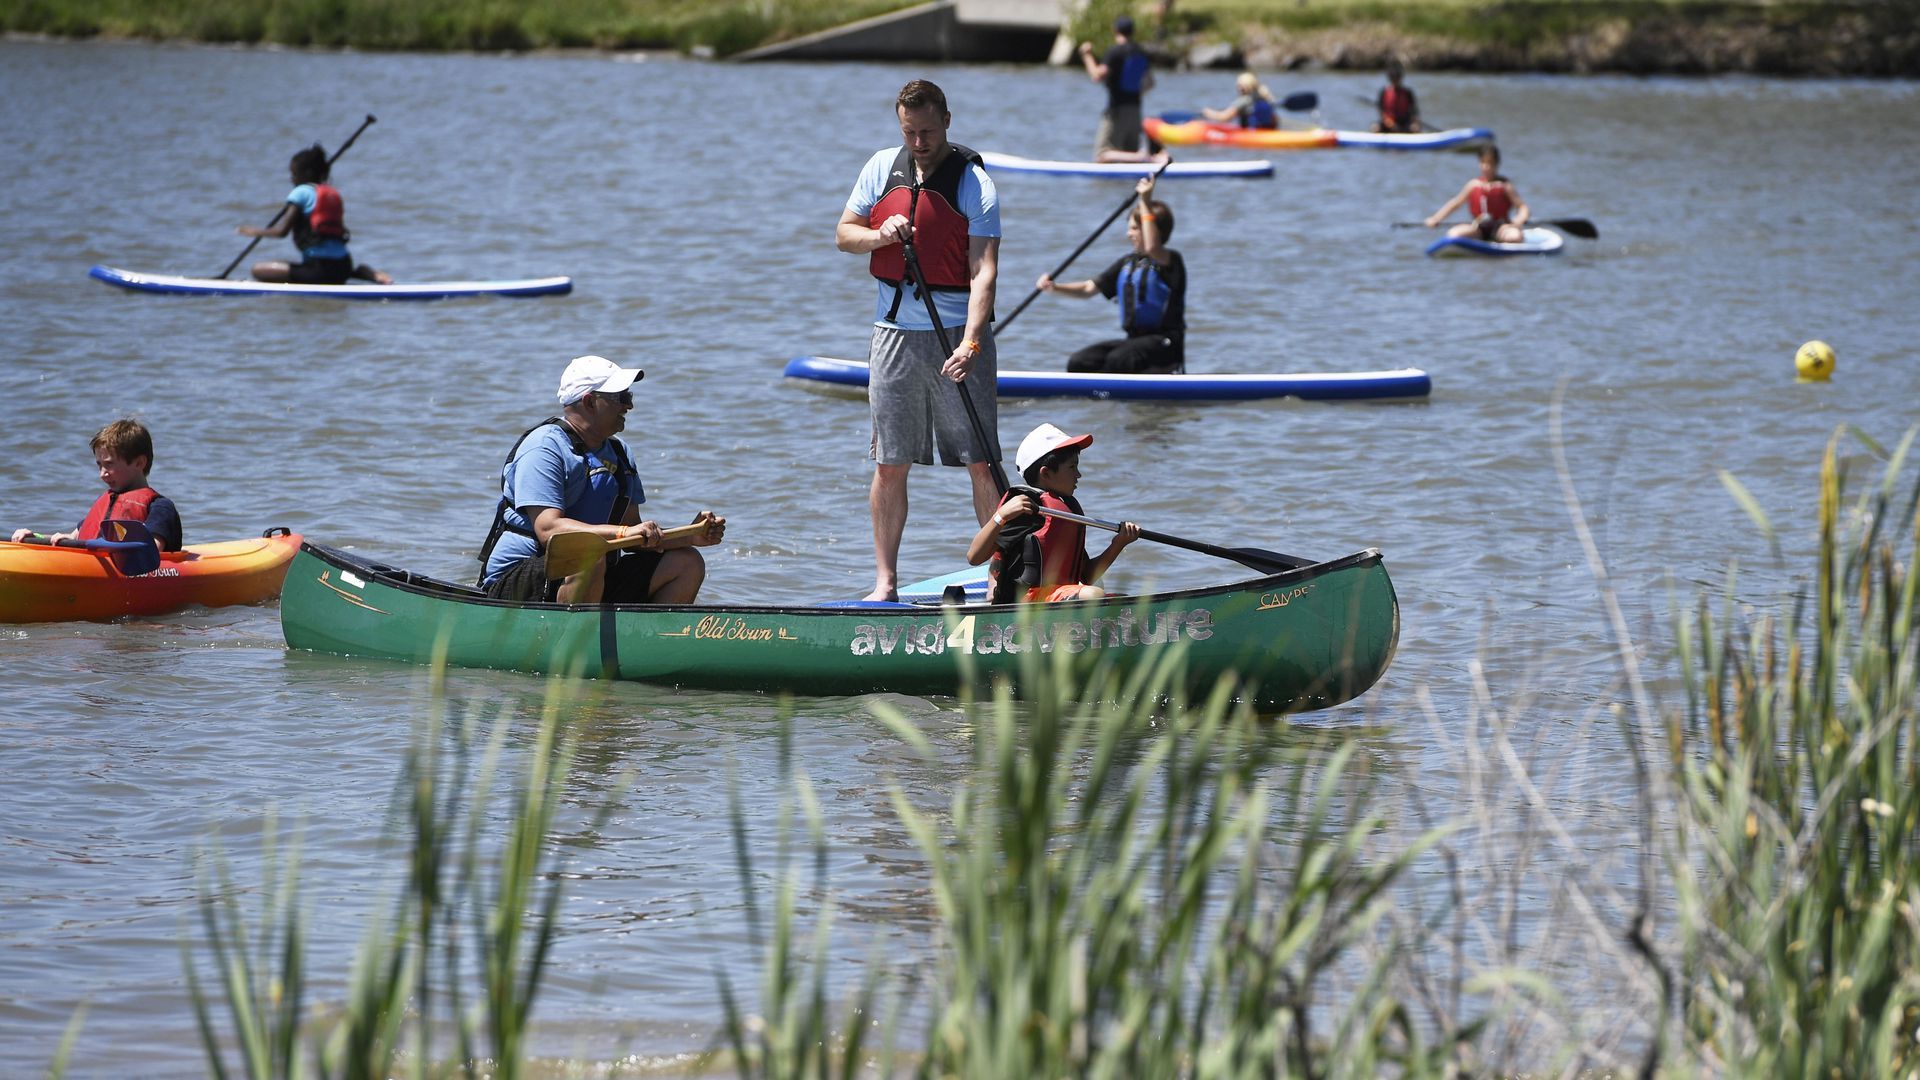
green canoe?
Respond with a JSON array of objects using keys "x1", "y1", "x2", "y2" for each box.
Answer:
[{"x1": 279, "y1": 543, "x2": 1399, "y2": 713}]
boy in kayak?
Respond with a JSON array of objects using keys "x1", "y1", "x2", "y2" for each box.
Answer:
[
  {"x1": 1202, "y1": 72, "x2": 1281, "y2": 130},
  {"x1": 10, "y1": 419, "x2": 182, "y2": 552},
  {"x1": 1426, "y1": 145, "x2": 1530, "y2": 243},
  {"x1": 1372, "y1": 60, "x2": 1423, "y2": 134},
  {"x1": 237, "y1": 144, "x2": 391, "y2": 285},
  {"x1": 969, "y1": 423, "x2": 1140, "y2": 604},
  {"x1": 1035, "y1": 173, "x2": 1186, "y2": 374}
]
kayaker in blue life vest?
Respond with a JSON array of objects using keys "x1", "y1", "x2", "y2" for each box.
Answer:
[
  {"x1": 967, "y1": 423, "x2": 1140, "y2": 605},
  {"x1": 236, "y1": 144, "x2": 391, "y2": 286},
  {"x1": 10, "y1": 418, "x2": 182, "y2": 552},
  {"x1": 477, "y1": 355, "x2": 725, "y2": 605},
  {"x1": 1372, "y1": 60, "x2": 1424, "y2": 134},
  {"x1": 1202, "y1": 72, "x2": 1282, "y2": 130},
  {"x1": 1034, "y1": 174, "x2": 1186, "y2": 374},
  {"x1": 1426, "y1": 144, "x2": 1530, "y2": 243},
  {"x1": 1079, "y1": 15, "x2": 1166, "y2": 164}
]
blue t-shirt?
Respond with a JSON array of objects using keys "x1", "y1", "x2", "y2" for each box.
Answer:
[
  {"x1": 285, "y1": 183, "x2": 349, "y2": 261},
  {"x1": 480, "y1": 424, "x2": 644, "y2": 587},
  {"x1": 845, "y1": 147, "x2": 999, "y2": 332}
]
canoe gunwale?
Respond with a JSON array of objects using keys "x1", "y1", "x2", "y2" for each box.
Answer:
[{"x1": 296, "y1": 541, "x2": 1383, "y2": 618}]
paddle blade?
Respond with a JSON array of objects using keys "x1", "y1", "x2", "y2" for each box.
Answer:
[
  {"x1": 1280, "y1": 91, "x2": 1318, "y2": 112},
  {"x1": 1548, "y1": 218, "x2": 1599, "y2": 240},
  {"x1": 544, "y1": 531, "x2": 609, "y2": 580},
  {"x1": 1156, "y1": 110, "x2": 1201, "y2": 125},
  {"x1": 99, "y1": 519, "x2": 160, "y2": 576}
]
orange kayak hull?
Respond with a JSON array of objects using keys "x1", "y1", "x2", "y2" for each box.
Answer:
[
  {"x1": 0, "y1": 531, "x2": 301, "y2": 623},
  {"x1": 1143, "y1": 118, "x2": 1338, "y2": 150}
]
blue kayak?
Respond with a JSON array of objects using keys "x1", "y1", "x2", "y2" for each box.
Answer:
[
  {"x1": 1424, "y1": 228, "x2": 1565, "y2": 258},
  {"x1": 978, "y1": 151, "x2": 1274, "y2": 180},
  {"x1": 89, "y1": 265, "x2": 573, "y2": 299},
  {"x1": 783, "y1": 356, "x2": 1430, "y2": 403}
]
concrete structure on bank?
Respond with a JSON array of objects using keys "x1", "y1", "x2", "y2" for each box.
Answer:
[{"x1": 732, "y1": 0, "x2": 1066, "y2": 63}]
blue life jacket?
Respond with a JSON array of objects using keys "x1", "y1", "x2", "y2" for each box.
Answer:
[
  {"x1": 1244, "y1": 98, "x2": 1278, "y2": 129},
  {"x1": 1118, "y1": 254, "x2": 1172, "y2": 334},
  {"x1": 1117, "y1": 49, "x2": 1151, "y2": 94}
]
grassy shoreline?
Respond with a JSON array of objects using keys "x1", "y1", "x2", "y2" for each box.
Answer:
[{"x1": 3, "y1": 0, "x2": 1914, "y2": 74}]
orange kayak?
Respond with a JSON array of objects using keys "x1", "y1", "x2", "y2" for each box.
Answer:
[
  {"x1": 0, "y1": 529, "x2": 301, "y2": 623},
  {"x1": 1143, "y1": 118, "x2": 1337, "y2": 150}
]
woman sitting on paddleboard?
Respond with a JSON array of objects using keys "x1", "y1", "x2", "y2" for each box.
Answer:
[
  {"x1": 1426, "y1": 144, "x2": 1530, "y2": 244},
  {"x1": 1035, "y1": 174, "x2": 1186, "y2": 375},
  {"x1": 237, "y1": 144, "x2": 390, "y2": 285}
]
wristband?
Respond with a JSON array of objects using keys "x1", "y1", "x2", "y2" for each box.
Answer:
[
  {"x1": 992, "y1": 510, "x2": 1005, "y2": 526},
  {"x1": 963, "y1": 338, "x2": 982, "y2": 356},
  {"x1": 1140, "y1": 212, "x2": 1156, "y2": 221}
]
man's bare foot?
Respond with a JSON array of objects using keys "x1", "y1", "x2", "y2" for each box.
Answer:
[{"x1": 862, "y1": 586, "x2": 898, "y2": 603}]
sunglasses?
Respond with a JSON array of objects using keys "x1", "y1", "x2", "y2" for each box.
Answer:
[{"x1": 593, "y1": 389, "x2": 634, "y2": 407}]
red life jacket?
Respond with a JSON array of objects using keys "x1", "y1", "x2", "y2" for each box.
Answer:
[
  {"x1": 988, "y1": 489, "x2": 1089, "y2": 603},
  {"x1": 77, "y1": 486, "x2": 157, "y2": 541},
  {"x1": 868, "y1": 143, "x2": 983, "y2": 319},
  {"x1": 291, "y1": 183, "x2": 350, "y2": 249},
  {"x1": 1467, "y1": 178, "x2": 1513, "y2": 222},
  {"x1": 1379, "y1": 85, "x2": 1415, "y2": 129}
]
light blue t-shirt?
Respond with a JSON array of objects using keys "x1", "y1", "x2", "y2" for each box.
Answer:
[
  {"x1": 481, "y1": 423, "x2": 644, "y2": 587},
  {"x1": 845, "y1": 147, "x2": 1000, "y2": 332},
  {"x1": 285, "y1": 183, "x2": 349, "y2": 261}
]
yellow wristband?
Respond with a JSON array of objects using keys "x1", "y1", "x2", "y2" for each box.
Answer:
[
  {"x1": 1140, "y1": 212, "x2": 1156, "y2": 221},
  {"x1": 963, "y1": 338, "x2": 981, "y2": 356}
]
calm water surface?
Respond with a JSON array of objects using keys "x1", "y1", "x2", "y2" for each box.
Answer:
[{"x1": 2, "y1": 39, "x2": 1917, "y2": 1074}]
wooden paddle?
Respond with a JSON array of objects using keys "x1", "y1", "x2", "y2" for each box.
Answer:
[
  {"x1": 217, "y1": 114, "x2": 377, "y2": 280},
  {"x1": 1395, "y1": 218, "x2": 1598, "y2": 240},
  {"x1": 1155, "y1": 91, "x2": 1320, "y2": 125},
  {"x1": 14, "y1": 519, "x2": 162, "y2": 576},
  {"x1": 995, "y1": 157, "x2": 1173, "y2": 335},
  {"x1": 1033, "y1": 505, "x2": 1311, "y2": 575},
  {"x1": 543, "y1": 520, "x2": 711, "y2": 580},
  {"x1": 898, "y1": 238, "x2": 1011, "y2": 495}
]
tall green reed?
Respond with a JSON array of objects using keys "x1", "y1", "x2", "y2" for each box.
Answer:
[
  {"x1": 1666, "y1": 427, "x2": 1920, "y2": 1075},
  {"x1": 183, "y1": 660, "x2": 587, "y2": 1079}
]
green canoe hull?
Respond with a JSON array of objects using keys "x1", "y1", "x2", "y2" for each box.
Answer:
[{"x1": 279, "y1": 544, "x2": 1399, "y2": 713}]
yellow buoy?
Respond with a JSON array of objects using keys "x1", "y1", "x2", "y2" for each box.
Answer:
[{"x1": 1795, "y1": 340, "x2": 1835, "y2": 381}]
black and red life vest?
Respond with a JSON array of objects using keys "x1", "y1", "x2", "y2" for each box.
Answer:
[
  {"x1": 868, "y1": 143, "x2": 983, "y2": 320},
  {"x1": 1379, "y1": 85, "x2": 1415, "y2": 130},
  {"x1": 988, "y1": 488, "x2": 1089, "y2": 605},
  {"x1": 77, "y1": 487, "x2": 157, "y2": 541},
  {"x1": 291, "y1": 183, "x2": 350, "y2": 250},
  {"x1": 1467, "y1": 178, "x2": 1513, "y2": 222}
]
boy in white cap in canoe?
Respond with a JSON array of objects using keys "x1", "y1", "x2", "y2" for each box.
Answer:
[{"x1": 967, "y1": 423, "x2": 1140, "y2": 604}]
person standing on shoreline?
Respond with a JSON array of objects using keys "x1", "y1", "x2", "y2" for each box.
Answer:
[
  {"x1": 1079, "y1": 15, "x2": 1162, "y2": 163},
  {"x1": 836, "y1": 79, "x2": 1003, "y2": 603}
]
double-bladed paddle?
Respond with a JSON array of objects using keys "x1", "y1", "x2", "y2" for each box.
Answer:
[
  {"x1": 217, "y1": 114, "x2": 377, "y2": 280},
  {"x1": 898, "y1": 237, "x2": 1011, "y2": 495},
  {"x1": 543, "y1": 520, "x2": 713, "y2": 580},
  {"x1": 1394, "y1": 218, "x2": 1599, "y2": 240},
  {"x1": 995, "y1": 157, "x2": 1173, "y2": 335},
  {"x1": 14, "y1": 519, "x2": 162, "y2": 576},
  {"x1": 1155, "y1": 91, "x2": 1320, "y2": 126}
]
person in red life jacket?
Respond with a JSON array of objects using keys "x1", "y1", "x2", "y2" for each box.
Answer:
[
  {"x1": 1035, "y1": 173, "x2": 1186, "y2": 374},
  {"x1": 1426, "y1": 144, "x2": 1530, "y2": 243},
  {"x1": 1203, "y1": 72, "x2": 1282, "y2": 130},
  {"x1": 968, "y1": 424, "x2": 1140, "y2": 604},
  {"x1": 236, "y1": 144, "x2": 392, "y2": 286},
  {"x1": 1372, "y1": 59, "x2": 1424, "y2": 134},
  {"x1": 1079, "y1": 15, "x2": 1166, "y2": 164},
  {"x1": 837, "y1": 79, "x2": 1003, "y2": 604},
  {"x1": 11, "y1": 418, "x2": 182, "y2": 552}
]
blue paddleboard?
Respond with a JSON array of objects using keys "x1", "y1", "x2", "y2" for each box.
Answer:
[{"x1": 783, "y1": 357, "x2": 1430, "y2": 403}]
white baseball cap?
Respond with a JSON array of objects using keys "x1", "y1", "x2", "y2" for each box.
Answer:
[
  {"x1": 557, "y1": 355, "x2": 644, "y2": 406},
  {"x1": 1015, "y1": 423, "x2": 1094, "y2": 473}
]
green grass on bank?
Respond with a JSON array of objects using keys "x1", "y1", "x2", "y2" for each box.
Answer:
[{"x1": 0, "y1": 0, "x2": 916, "y2": 55}]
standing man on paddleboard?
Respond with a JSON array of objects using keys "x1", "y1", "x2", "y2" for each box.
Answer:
[
  {"x1": 836, "y1": 79, "x2": 1002, "y2": 603},
  {"x1": 1079, "y1": 15, "x2": 1162, "y2": 164}
]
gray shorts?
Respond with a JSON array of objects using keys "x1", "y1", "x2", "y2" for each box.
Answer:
[
  {"x1": 1096, "y1": 103, "x2": 1144, "y2": 155},
  {"x1": 869, "y1": 324, "x2": 1000, "y2": 467}
]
